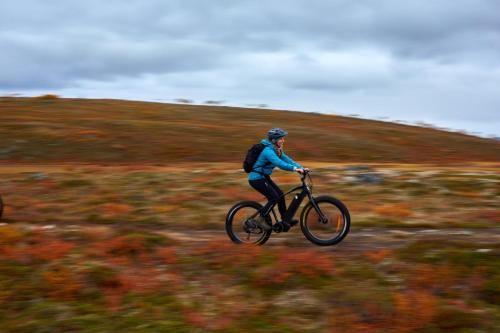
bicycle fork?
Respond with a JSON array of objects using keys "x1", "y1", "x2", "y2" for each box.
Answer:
[{"x1": 307, "y1": 193, "x2": 329, "y2": 224}]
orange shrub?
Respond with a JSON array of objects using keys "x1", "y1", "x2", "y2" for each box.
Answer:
[
  {"x1": 218, "y1": 187, "x2": 243, "y2": 199},
  {"x1": 166, "y1": 194, "x2": 198, "y2": 205},
  {"x1": 273, "y1": 174, "x2": 299, "y2": 184},
  {"x1": 242, "y1": 191, "x2": 264, "y2": 201},
  {"x1": 0, "y1": 245, "x2": 24, "y2": 261},
  {"x1": 156, "y1": 247, "x2": 177, "y2": 265},
  {"x1": 0, "y1": 226, "x2": 24, "y2": 244},
  {"x1": 75, "y1": 129, "x2": 106, "y2": 137},
  {"x1": 40, "y1": 180, "x2": 57, "y2": 190},
  {"x1": 32, "y1": 200, "x2": 49, "y2": 209},
  {"x1": 2, "y1": 206, "x2": 14, "y2": 217},
  {"x1": 100, "y1": 203, "x2": 132, "y2": 216},
  {"x1": 455, "y1": 190, "x2": 481, "y2": 198},
  {"x1": 79, "y1": 226, "x2": 113, "y2": 241},
  {"x1": 406, "y1": 264, "x2": 456, "y2": 293},
  {"x1": 365, "y1": 249, "x2": 393, "y2": 263},
  {"x1": 391, "y1": 289, "x2": 438, "y2": 332},
  {"x1": 373, "y1": 203, "x2": 413, "y2": 217},
  {"x1": 42, "y1": 266, "x2": 82, "y2": 300},
  {"x1": 28, "y1": 238, "x2": 75, "y2": 262},
  {"x1": 192, "y1": 175, "x2": 216, "y2": 183}
]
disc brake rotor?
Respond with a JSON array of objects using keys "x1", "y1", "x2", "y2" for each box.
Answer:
[{"x1": 244, "y1": 219, "x2": 263, "y2": 234}]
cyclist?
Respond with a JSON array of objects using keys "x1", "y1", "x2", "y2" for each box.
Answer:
[{"x1": 248, "y1": 128, "x2": 309, "y2": 231}]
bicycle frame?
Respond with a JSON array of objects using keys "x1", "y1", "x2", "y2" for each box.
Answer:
[
  {"x1": 227, "y1": 170, "x2": 351, "y2": 246},
  {"x1": 250, "y1": 172, "x2": 328, "y2": 224}
]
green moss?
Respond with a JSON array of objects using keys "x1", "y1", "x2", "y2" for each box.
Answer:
[
  {"x1": 481, "y1": 272, "x2": 500, "y2": 305},
  {"x1": 434, "y1": 306, "x2": 485, "y2": 331},
  {"x1": 59, "y1": 179, "x2": 94, "y2": 188},
  {"x1": 85, "y1": 264, "x2": 119, "y2": 289}
]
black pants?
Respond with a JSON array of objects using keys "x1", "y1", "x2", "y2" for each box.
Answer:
[{"x1": 249, "y1": 176, "x2": 286, "y2": 220}]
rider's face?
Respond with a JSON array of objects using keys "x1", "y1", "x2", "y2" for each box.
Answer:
[{"x1": 276, "y1": 137, "x2": 285, "y2": 147}]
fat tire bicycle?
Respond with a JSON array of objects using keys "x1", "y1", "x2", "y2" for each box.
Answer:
[{"x1": 225, "y1": 170, "x2": 350, "y2": 246}]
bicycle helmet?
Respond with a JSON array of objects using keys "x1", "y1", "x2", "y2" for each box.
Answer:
[{"x1": 267, "y1": 128, "x2": 288, "y2": 140}]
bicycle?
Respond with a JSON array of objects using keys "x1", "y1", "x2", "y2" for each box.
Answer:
[{"x1": 225, "y1": 170, "x2": 350, "y2": 246}]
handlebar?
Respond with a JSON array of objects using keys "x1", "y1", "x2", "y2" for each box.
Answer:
[{"x1": 299, "y1": 169, "x2": 311, "y2": 182}]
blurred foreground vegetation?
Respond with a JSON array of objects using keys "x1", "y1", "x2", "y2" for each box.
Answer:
[{"x1": 0, "y1": 163, "x2": 499, "y2": 332}]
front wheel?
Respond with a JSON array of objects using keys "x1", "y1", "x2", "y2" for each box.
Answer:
[
  {"x1": 225, "y1": 201, "x2": 272, "y2": 245},
  {"x1": 300, "y1": 195, "x2": 350, "y2": 246}
]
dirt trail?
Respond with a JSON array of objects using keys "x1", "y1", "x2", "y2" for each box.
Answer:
[
  {"x1": 4, "y1": 222, "x2": 497, "y2": 256},
  {"x1": 202, "y1": 227, "x2": 499, "y2": 254}
]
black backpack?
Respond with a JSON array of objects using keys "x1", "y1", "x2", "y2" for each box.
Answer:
[{"x1": 243, "y1": 143, "x2": 266, "y2": 173}]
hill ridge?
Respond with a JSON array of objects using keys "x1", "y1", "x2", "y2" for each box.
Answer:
[{"x1": 1, "y1": 97, "x2": 499, "y2": 164}]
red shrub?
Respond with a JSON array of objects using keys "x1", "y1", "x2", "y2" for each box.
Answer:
[
  {"x1": 476, "y1": 209, "x2": 500, "y2": 223},
  {"x1": 182, "y1": 308, "x2": 208, "y2": 329},
  {"x1": 196, "y1": 237, "x2": 263, "y2": 269},
  {"x1": 156, "y1": 247, "x2": 177, "y2": 265},
  {"x1": 88, "y1": 235, "x2": 144, "y2": 258},
  {"x1": 255, "y1": 248, "x2": 335, "y2": 286},
  {"x1": 27, "y1": 233, "x2": 75, "y2": 262}
]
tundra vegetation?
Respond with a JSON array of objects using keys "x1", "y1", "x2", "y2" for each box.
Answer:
[{"x1": 0, "y1": 97, "x2": 498, "y2": 332}]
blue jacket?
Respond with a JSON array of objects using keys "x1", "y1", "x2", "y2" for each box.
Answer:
[{"x1": 248, "y1": 139, "x2": 303, "y2": 181}]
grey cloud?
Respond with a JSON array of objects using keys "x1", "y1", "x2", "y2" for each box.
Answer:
[
  {"x1": 0, "y1": 29, "x2": 224, "y2": 89},
  {"x1": 1, "y1": 0, "x2": 499, "y2": 135}
]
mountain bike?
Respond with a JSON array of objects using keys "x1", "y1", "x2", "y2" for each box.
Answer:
[{"x1": 225, "y1": 170, "x2": 350, "y2": 246}]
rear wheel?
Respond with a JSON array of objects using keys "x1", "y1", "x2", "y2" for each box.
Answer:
[
  {"x1": 300, "y1": 195, "x2": 350, "y2": 246},
  {"x1": 226, "y1": 201, "x2": 272, "y2": 245}
]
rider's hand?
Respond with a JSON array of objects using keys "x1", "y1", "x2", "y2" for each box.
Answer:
[{"x1": 294, "y1": 167, "x2": 305, "y2": 174}]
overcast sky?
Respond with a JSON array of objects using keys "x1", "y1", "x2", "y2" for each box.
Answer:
[{"x1": 1, "y1": 0, "x2": 500, "y2": 137}]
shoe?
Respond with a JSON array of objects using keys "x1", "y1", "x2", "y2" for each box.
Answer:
[
  {"x1": 273, "y1": 221, "x2": 291, "y2": 232},
  {"x1": 254, "y1": 215, "x2": 272, "y2": 231}
]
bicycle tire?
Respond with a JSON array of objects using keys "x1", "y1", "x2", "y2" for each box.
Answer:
[
  {"x1": 300, "y1": 195, "x2": 350, "y2": 246},
  {"x1": 225, "y1": 201, "x2": 272, "y2": 245}
]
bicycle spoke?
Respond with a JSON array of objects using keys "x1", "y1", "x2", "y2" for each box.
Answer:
[
  {"x1": 226, "y1": 203, "x2": 270, "y2": 245},
  {"x1": 304, "y1": 200, "x2": 347, "y2": 243}
]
